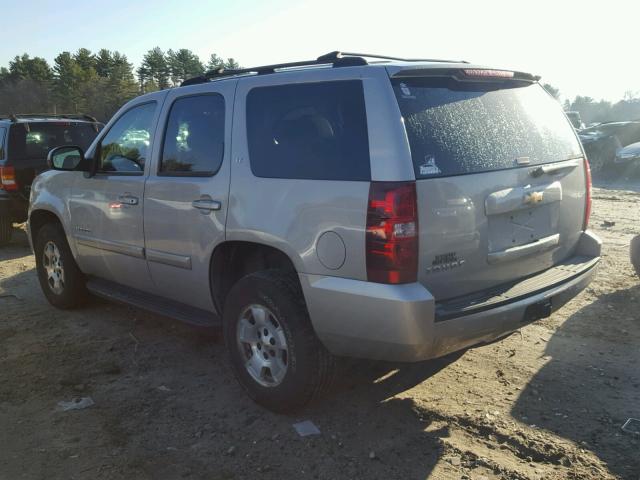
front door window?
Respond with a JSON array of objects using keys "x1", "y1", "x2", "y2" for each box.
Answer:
[{"x1": 98, "y1": 103, "x2": 156, "y2": 174}]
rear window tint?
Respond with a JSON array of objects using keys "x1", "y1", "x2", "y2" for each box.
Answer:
[
  {"x1": 8, "y1": 122, "x2": 98, "y2": 161},
  {"x1": 392, "y1": 79, "x2": 582, "y2": 178},
  {"x1": 160, "y1": 94, "x2": 225, "y2": 176},
  {"x1": 246, "y1": 80, "x2": 370, "y2": 181}
]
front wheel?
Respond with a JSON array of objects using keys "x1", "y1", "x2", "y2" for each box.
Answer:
[
  {"x1": 34, "y1": 223, "x2": 86, "y2": 309},
  {"x1": 631, "y1": 235, "x2": 640, "y2": 277},
  {"x1": 223, "y1": 270, "x2": 335, "y2": 413},
  {"x1": 0, "y1": 216, "x2": 12, "y2": 246}
]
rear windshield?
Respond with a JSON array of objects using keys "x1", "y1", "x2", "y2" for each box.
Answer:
[
  {"x1": 392, "y1": 79, "x2": 582, "y2": 179},
  {"x1": 8, "y1": 122, "x2": 98, "y2": 161}
]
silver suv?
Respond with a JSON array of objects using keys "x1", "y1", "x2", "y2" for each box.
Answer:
[{"x1": 28, "y1": 52, "x2": 601, "y2": 412}]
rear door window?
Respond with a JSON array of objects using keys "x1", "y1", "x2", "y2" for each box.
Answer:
[
  {"x1": 160, "y1": 94, "x2": 225, "y2": 176},
  {"x1": 392, "y1": 79, "x2": 582, "y2": 179},
  {"x1": 246, "y1": 80, "x2": 370, "y2": 181}
]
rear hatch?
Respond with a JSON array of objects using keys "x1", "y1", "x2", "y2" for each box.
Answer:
[
  {"x1": 390, "y1": 68, "x2": 587, "y2": 300},
  {"x1": 7, "y1": 121, "x2": 99, "y2": 196}
]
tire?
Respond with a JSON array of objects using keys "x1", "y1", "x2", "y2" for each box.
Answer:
[
  {"x1": 631, "y1": 235, "x2": 640, "y2": 278},
  {"x1": 223, "y1": 270, "x2": 335, "y2": 413},
  {"x1": 0, "y1": 216, "x2": 12, "y2": 246},
  {"x1": 34, "y1": 223, "x2": 86, "y2": 309}
]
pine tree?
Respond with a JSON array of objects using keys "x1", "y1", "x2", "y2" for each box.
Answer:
[
  {"x1": 73, "y1": 48, "x2": 96, "y2": 74},
  {"x1": 207, "y1": 53, "x2": 224, "y2": 71},
  {"x1": 224, "y1": 58, "x2": 240, "y2": 69},
  {"x1": 137, "y1": 47, "x2": 170, "y2": 92},
  {"x1": 95, "y1": 49, "x2": 115, "y2": 78},
  {"x1": 0, "y1": 47, "x2": 242, "y2": 120},
  {"x1": 167, "y1": 49, "x2": 204, "y2": 85},
  {"x1": 8, "y1": 54, "x2": 53, "y2": 83},
  {"x1": 52, "y1": 52, "x2": 85, "y2": 112},
  {"x1": 206, "y1": 54, "x2": 240, "y2": 71}
]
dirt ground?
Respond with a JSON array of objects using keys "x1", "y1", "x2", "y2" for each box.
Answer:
[{"x1": 0, "y1": 182, "x2": 639, "y2": 480}]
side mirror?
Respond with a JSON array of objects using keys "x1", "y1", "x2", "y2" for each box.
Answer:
[{"x1": 47, "y1": 145, "x2": 91, "y2": 172}]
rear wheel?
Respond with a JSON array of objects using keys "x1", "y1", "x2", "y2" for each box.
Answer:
[
  {"x1": 0, "y1": 216, "x2": 12, "y2": 246},
  {"x1": 631, "y1": 235, "x2": 640, "y2": 277},
  {"x1": 223, "y1": 270, "x2": 335, "y2": 413},
  {"x1": 34, "y1": 223, "x2": 86, "y2": 309}
]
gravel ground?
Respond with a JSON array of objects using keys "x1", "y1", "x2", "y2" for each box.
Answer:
[{"x1": 0, "y1": 183, "x2": 638, "y2": 480}]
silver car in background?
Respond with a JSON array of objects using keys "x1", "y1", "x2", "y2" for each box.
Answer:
[
  {"x1": 615, "y1": 141, "x2": 640, "y2": 165},
  {"x1": 28, "y1": 52, "x2": 601, "y2": 411}
]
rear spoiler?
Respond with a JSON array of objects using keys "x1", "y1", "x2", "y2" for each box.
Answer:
[{"x1": 392, "y1": 67, "x2": 541, "y2": 83}]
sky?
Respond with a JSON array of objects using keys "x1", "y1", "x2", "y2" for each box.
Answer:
[{"x1": 1, "y1": 0, "x2": 638, "y2": 102}]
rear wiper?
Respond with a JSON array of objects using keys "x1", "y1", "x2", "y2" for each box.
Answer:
[{"x1": 530, "y1": 159, "x2": 580, "y2": 178}]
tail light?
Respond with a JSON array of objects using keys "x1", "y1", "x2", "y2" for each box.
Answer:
[
  {"x1": 0, "y1": 166, "x2": 18, "y2": 192},
  {"x1": 583, "y1": 156, "x2": 592, "y2": 230},
  {"x1": 366, "y1": 182, "x2": 418, "y2": 284}
]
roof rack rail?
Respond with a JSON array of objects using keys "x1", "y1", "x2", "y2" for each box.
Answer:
[
  {"x1": 334, "y1": 51, "x2": 469, "y2": 64},
  {"x1": 0, "y1": 113, "x2": 99, "y2": 123},
  {"x1": 181, "y1": 51, "x2": 369, "y2": 87},
  {"x1": 181, "y1": 51, "x2": 468, "y2": 87}
]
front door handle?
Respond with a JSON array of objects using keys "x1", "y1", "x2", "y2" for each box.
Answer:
[
  {"x1": 192, "y1": 199, "x2": 222, "y2": 211},
  {"x1": 118, "y1": 194, "x2": 139, "y2": 205}
]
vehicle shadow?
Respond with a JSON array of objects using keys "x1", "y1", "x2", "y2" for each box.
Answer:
[
  {"x1": 0, "y1": 227, "x2": 32, "y2": 262},
  {"x1": 512, "y1": 284, "x2": 640, "y2": 479},
  {"x1": 0, "y1": 254, "x2": 464, "y2": 480},
  {"x1": 593, "y1": 172, "x2": 640, "y2": 193},
  {"x1": 288, "y1": 353, "x2": 466, "y2": 479},
  {"x1": 0, "y1": 252, "x2": 467, "y2": 480}
]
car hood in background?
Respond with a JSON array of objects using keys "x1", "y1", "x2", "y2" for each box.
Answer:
[{"x1": 615, "y1": 141, "x2": 640, "y2": 163}]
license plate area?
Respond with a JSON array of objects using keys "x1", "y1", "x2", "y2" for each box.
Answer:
[
  {"x1": 488, "y1": 205, "x2": 556, "y2": 252},
  {"x1": 523, "y1": 298, "x2": 553, "y2": 323}
]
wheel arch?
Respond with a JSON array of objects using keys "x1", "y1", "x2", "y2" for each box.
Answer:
[
  {"x1": 28, "y1": 208, "x2": 77, "y2": 257},
  {"x1": 29, "y1": 208, "x2": 64, "y2": 239},
  {"x1": 210, "y1": 240, "x2": 300, "y2": 314}
]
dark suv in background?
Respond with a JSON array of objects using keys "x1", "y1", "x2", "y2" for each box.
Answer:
[
  {"x1": 0, "y1": 114, "x2": 101, "y2": 245},
  {"x1": 578, "y1": 121, "x2": 640, "y2": 173}
]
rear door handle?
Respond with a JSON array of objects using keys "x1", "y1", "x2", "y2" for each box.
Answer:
[
  {"x1": 117, "y1": 194, "x2": 139, "y2": 205},
  {"x1": 191, "y1": 199, "x2": 222, "y2": 211}
]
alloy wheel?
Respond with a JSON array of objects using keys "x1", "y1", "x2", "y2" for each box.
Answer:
[{"x1": 236, "y1": 304, "x2": 289, "y2": 387}]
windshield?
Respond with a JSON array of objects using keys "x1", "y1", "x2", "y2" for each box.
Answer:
[
  {"x1": 392, "y1": 79, "x2": 582, "y2": 178},
  {"x1": 8, "y1": 122, "x2": 99, "y2": 161}
]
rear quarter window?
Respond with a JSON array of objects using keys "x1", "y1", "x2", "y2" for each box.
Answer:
[
  {"x1": 393, "y1": 79, "x2": 582, "y2": 178},
  {"x1": 246, "y1": 80, "x2": 370, "y2": 181}
]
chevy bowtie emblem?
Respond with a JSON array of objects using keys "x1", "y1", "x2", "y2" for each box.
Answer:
[{"x1": 524, "y1": 191, "x2": 544, "y2": 205}]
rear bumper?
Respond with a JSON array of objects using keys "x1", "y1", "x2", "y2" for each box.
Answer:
[{"x1": 301, "y1": 230, "x2": 601, "y2": 362}]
